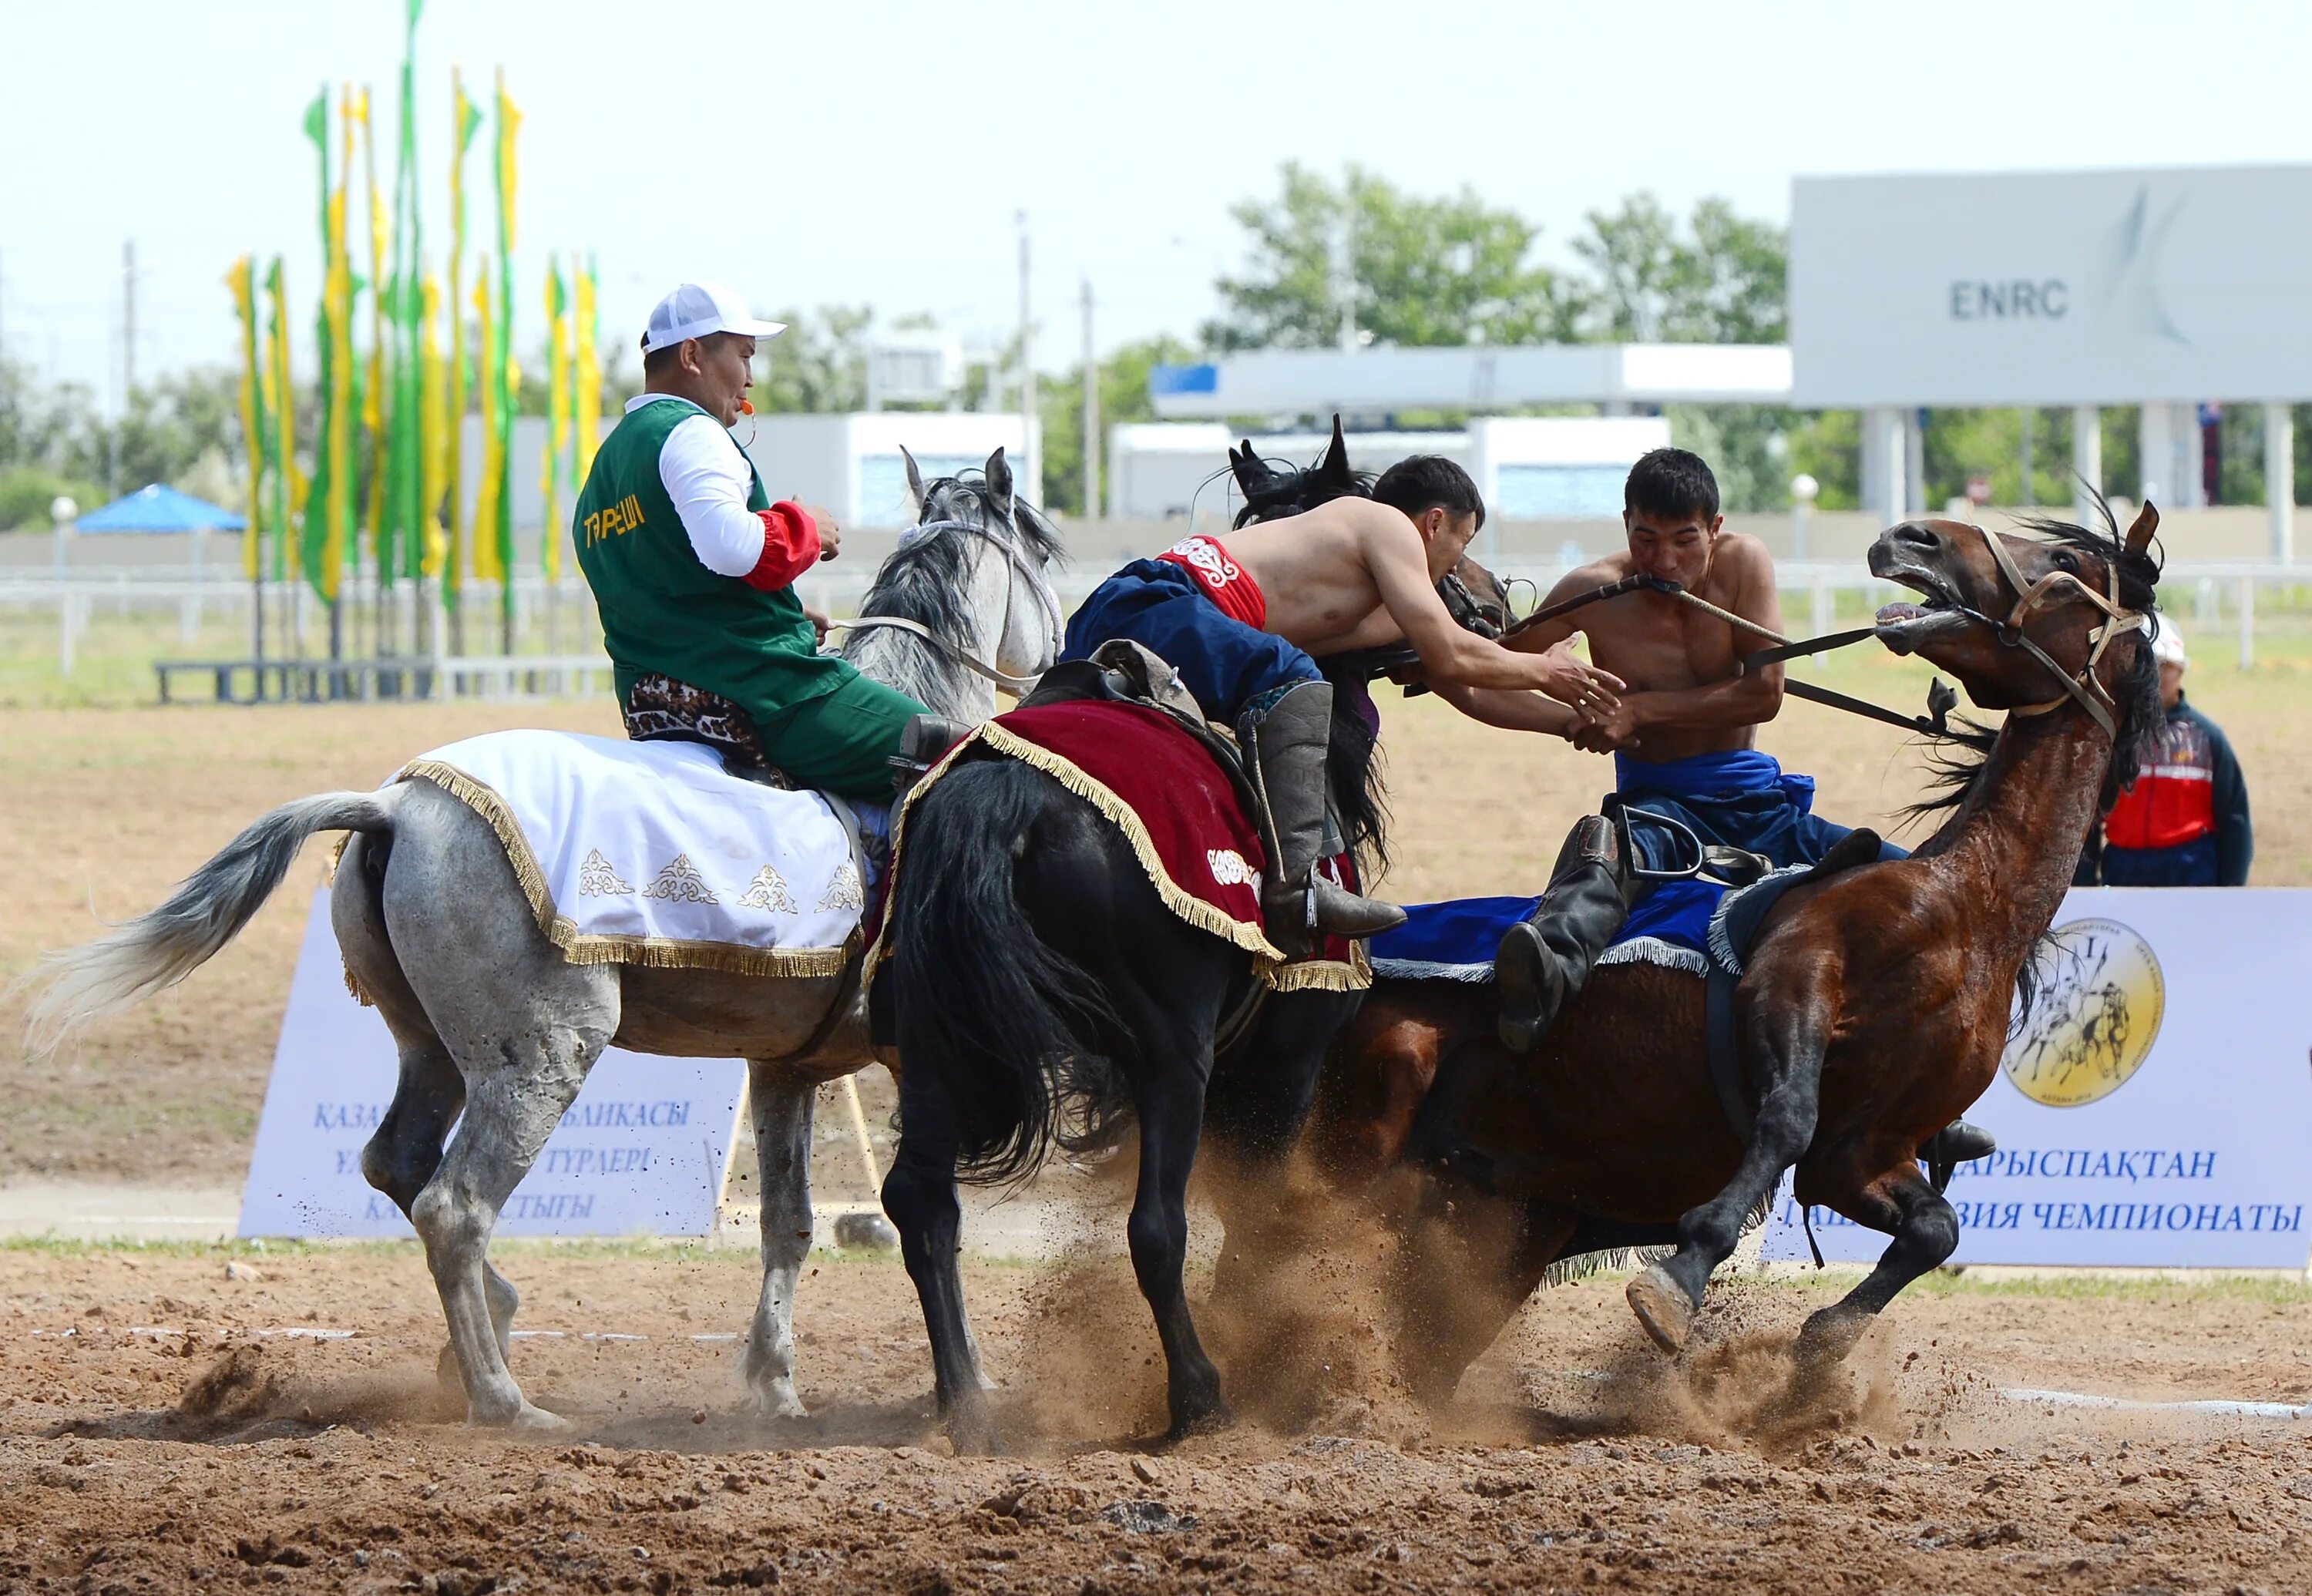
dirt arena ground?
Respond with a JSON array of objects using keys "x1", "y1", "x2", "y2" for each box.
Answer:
[
  {"x1": 3, "y1": 647, "x2": 2310, "y2": 1591},
  {"x1": 5, "y1": 1243, "x2": 2312, "y2": 1593}
]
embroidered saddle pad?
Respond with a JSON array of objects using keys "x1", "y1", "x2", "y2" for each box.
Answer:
[
  {"x1": 865, "y1": 700, "x2": 1366, "y2": 993},
  {"x1": 393, "y1": 730, "x2": 863, "y2": 976}
]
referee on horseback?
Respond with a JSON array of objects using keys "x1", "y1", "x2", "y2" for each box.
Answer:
[{"x1": 573, "y1": 282, "x2": 949, "y2": 800}]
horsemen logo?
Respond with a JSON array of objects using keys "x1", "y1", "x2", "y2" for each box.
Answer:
[
  {"x1": 1207, "y1": 848, "x2": 1256, "y2": 889},
  {"x1": 1167, "y1": 536, "x2": 1242, "y2": 587},
  {"x1": 2000, "y1": 917, "x2": 2166, "y2": 1108}
]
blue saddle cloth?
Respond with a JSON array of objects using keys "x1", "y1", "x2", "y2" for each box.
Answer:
[{"x1": 1368, "y1": 748, "x2": 1905, "y2": 979}]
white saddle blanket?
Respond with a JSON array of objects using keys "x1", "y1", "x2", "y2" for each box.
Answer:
[{"x1": 393, "y1": 731, "x2": 864, "y2": 976}]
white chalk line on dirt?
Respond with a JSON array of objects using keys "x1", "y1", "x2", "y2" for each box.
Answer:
[
  {"x1": 25, "y1": 1326, "x2": 742, "y2": 1345},
  {"x1": 2001, "y1": 1386, "x2": 2310, "y2": 1420}
]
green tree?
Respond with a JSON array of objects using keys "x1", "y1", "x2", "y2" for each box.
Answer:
[
  {"x1": 752, "y1": 305, "x2": 872, "y2": 415},
  {"x1": 1205, "y1": 163, "x2": 1584, "y2": 351},
  {"x1": 1572, "y1": 193, "x2": 1786, "y2": 344}
]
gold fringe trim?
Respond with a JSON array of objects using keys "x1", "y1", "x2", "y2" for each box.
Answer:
[
  {"x1": 1262, "y1": 939, "x2": 1373, "y2": 993},
  {"x1": 866, "y1": 721, "x2": 1316, "y2": 992},
  {"x1": 972, "y1": 723, "x2": 1283, "y2": 961},
  {"x1": 394, "y1": 758, "x2": 855, "y2": 979}
]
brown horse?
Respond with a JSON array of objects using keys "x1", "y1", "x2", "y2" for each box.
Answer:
[{"x1": 1307, "y1": 508, "x2": 2162, "y2": 1393}]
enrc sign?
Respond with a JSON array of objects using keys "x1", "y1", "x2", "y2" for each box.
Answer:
[{"x1": 1789, "y1": 166, "x2": 2312, "y2": 408}]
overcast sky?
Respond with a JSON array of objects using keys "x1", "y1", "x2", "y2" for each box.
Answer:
[{"x1": 6, "y1": 0, "x2": 2309, "y2": 403}]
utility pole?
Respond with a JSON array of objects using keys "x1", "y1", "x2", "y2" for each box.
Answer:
[
  {"x1": 1017, "y1": 211, "x2": 1037, "y2": 506},
  {"x1": 1080, "y1": 278, "x2": 1098, "y2": 521},
  {"x1": 122, "y1": 240, "x2": 137, "y2": 402}
]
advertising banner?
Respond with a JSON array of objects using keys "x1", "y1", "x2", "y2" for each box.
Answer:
[
  {"x1": 1763, "y1": 888, "x2": 2312, "y2": 1268},
  {"x1": 237, "y1": 891, "x2": 747, "y2": 1239},
  {"x1": 1789, "y1": 165, "x2": 2312, "y2": 407}
]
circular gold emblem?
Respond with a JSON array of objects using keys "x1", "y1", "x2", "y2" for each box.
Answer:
[{"x1": 2000, "y1": 917, "x2": 2165, "y2": 1107}]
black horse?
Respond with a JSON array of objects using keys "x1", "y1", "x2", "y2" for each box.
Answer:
[{"x1": 877, "y1": 433, "x2": 1396, "y2": 1451}]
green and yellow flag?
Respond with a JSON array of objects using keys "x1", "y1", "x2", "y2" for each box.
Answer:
[
  {"x1": 263, "y1": 257, "x2": 297, "y2": 581},
  {"x1": 470, "y1": 260, "x2": 502, "y2": 590},
  {"x1": 227, "y1": 257, "x2": 266, "y2": 582},
  {"x1": 541, "y1": 258, "x2": 570, "y2": 581},
  {"x1": 489, "y1": 69, "x2": 521, "y2": 629},
  {"x1": 573, "y1": 253, "x2": 601, "y2": 489},
  {"x1": 355, "y1": 86, "x2": 391, "y2": 575},
  {"x1": 444, "y1": 66, "x2": 483, "y2": 608},
  {"x1": 388, "y1": 0, "x2": 425, "y2": 583},
  {"x1": 420, "y1": 268, "x2": 448, "y2": 580},
  {"x1": 298, "y1": 86, "x2": 357, "y2": 605}
]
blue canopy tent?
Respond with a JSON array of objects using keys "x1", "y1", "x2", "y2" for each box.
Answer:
[
  {"x1": 76, "y1": 483, "x2": 246, "y2": 534},
  {"x1": 70, "y1": 484, "x2": 257, "y2": 679},
  {"x1": 74, "y1": 484, "x2": 245, "y2": 586}
]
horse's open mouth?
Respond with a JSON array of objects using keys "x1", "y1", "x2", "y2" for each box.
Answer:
[{"x1": 1873, "y1": 573, "x2": 1968, "y2": 654}]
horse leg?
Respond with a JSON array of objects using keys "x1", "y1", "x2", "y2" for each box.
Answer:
[
  {"x1": 408, "y1": 1006, "x2": 608, "y2": 1429},
  {"x1": 334, "y1": 838, "x2": 520, "y2": 1391},
  {"x1": 1626, "y1": 1003, "x2": 1824, "y2": 1355},
  {"x1": 1793, "y1": 1163, "x2": 1958, "y2": 1366},
  {"x1": 1396, "y1": 1191, "x2": 1577, "y2": 1408},
  {"x1": 741, "y1": 1061, "x2": 815, "y2": 1420},
  {"x1": 1128, "y1": 1043, "x2": 1231, "y2": 1444},
  {"x1": 880, "y1": 1076, "x2": 996, "y2": 1452}
]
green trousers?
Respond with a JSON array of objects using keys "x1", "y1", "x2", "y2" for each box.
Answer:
[{"x1": 754, "y1": 668, "x2": 930, "y2": 800}]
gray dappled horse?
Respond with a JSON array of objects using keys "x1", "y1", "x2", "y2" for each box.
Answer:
[{"x1": 22, "y1": 449, "x2": 1061, "y2": 1430}]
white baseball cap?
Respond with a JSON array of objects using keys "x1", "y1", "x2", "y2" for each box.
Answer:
[
  {"x1": 641, "y1": 281, "x2": 786, "y2": 354},
  {"x1": 2149, "y1": 616, "x2": 2188, "y2": 669}
]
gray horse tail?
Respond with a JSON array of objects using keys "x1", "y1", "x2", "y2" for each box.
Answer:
[{"x1": 18, "y1": 789, "x2": 398, "y2": 1057}]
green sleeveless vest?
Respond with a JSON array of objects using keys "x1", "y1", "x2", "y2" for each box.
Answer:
[{"x1": 573, "y1": 396, "x2": 853, "y2": 722}]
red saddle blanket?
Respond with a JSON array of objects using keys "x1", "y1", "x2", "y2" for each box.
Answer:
[{"x1": 867, "y1": 700, "x2": 1366, "y2": 991}]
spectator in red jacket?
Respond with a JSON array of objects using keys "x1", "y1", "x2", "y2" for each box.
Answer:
[{"x1": 2075, "y1": 619, "x2": 2253, "y2": 886}]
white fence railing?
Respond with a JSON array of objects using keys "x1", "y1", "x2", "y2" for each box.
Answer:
[{"x1": 7, "y1": 561, "x2": 2310, "y2": 691}]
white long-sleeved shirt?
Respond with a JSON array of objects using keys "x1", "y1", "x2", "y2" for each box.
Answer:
[{"x1": 623, "y1": 394, "x2": 817, "y2": 585}]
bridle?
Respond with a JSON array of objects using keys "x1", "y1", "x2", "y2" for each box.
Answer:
[
  {"x1": 1957, "y1": 521, "x2": 2145, "y2": 740},
  {"x1": 825, "y1": 514, "x2": 1064, "y2": 697},
  {"x1": 1498, "y1": 521, "x2": 2148, "y2": 743}
]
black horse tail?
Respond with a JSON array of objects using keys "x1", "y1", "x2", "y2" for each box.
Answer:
[{"x1": 889, "y1": 759, "x2": 1124, "y2": 1186}]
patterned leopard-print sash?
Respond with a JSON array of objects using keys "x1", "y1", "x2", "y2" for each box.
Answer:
[{"x1": 623, "y1": 674, "x2": 791, "y2": 788}]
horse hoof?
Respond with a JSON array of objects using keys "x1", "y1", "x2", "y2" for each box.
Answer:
[
  {"x1": 469, "y1": 1399, "x2": 569, "y2": 1433},
  {"x1": 1795, "y1": 1309, "x2": 1867, "y2": 1369},
  {"x1": 749, "y1": 1382, "x2": 809, "y2": 1421},
  {"x1": 435, "y1": 1343, "x2": 462, "y2": 1397},
  {"x1": 1159, "y1": 1400, "x2": 1235, "y2": 1449},
  {"x1": 1626, "y1": 1265, "x2": 1696, "y2": 1355},
  {"x1": 509, "y1": 1402, "x2": 571, "y2": 1433},
  {"x1": 945, "y1": 1402, "x2": 1006, "y2": 1457}
]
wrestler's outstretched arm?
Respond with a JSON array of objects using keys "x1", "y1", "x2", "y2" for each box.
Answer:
[{"x1": 1355, "y1": 503, "x2": 1623, "y2": 711}]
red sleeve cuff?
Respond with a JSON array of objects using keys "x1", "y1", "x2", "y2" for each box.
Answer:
[{"x1": 742, "y1": 501, "x2": 822, "y2": 591}]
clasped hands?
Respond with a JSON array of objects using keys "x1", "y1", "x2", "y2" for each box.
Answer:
[{"x1": 1535, "y1": 637, "x2": 1636, "y2": 753}]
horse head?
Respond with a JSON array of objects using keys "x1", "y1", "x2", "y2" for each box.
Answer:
[
  {"x1": 853, "y1": 446, "x2": 1067, "y2": 718},
  {"x1": 1867, "y1": 504, "x2": 2162, "y2": 756}
]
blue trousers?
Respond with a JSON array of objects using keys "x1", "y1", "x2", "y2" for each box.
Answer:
[
  {"x1": 1061, "y1": 559, "x2": 1321, "y2": 724},
  {"x1": 1614, "y1": 748, "x2": 1908, "y2": 954}
]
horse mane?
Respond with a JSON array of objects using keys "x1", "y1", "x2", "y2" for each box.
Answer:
[
  {"x1": 1890, "y1": 498, "x2": 2165, "y2": 1036},
  {"x1": 843, "y1": 469, "x2": 1064, "y2": 707},
  {"x1": 1900, "y1": 495, "x2": 2165, "y2": 827}
]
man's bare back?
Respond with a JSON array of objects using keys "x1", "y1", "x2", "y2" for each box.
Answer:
[
  {"x1": 1211, "y1": 497, "x2": 1618, "y2": 707},
  {"x1": 1511, "y1": 522, "x2": 1786, "y2": 764}
]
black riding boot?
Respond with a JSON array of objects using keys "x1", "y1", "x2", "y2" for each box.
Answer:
[
  {"x1": 1921, "y1": 1117, "x2": 1997, "y2": 1192},
  {"x1": 891, "y1": 714, "x2": 973, "y2": 799},
  {"x1": 1494, "y1": 815, "x2": 1637, "y2": 1053},
  {"x1": 1238, "y1": 680, "x2": 1404, "y2": 959}
]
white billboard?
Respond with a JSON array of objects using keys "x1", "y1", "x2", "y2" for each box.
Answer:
[
  {"x1": 1763, "y1": 888, "x2": 2312, "y2": 1269},
  {"x1": 1789, "y1": 166, "x2": 2312, "y2": 408},
  {"x1": 239, "y1": 892, "x2": 747, "y2": 1238}
]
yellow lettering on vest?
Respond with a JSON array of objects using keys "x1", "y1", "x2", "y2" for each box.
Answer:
[{"x1": 583, "y1": 510, "x2": 601, "y2": 546}]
